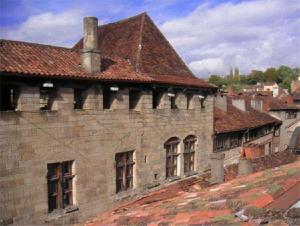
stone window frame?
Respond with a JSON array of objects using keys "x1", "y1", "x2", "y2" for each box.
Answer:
[
  {"x1": 183, "y1": 135, "x2": 197, "y2": 174},
  {"x1": 165, "y1": 137, "x2": 180, "y2": 179},
  {"x1": 47, "y1": 160, "x2": 75, "y2": 213},
  {"x1": 115, "y1": 151, "x2": 135, "y2": 193}
]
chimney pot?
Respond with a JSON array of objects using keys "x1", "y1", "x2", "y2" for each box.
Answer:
[
  {"x1": 81, "y1": 17, "x2": 101, "y2": 73},
  {"x1": 83, "y1": 17, "x2": 99, "y2": 50}
]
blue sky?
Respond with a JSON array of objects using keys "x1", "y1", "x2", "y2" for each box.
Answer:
[{"x1": 0, "y1": 0, "x2": 299, "y2": 77}]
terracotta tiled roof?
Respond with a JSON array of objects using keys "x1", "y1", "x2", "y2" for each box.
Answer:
[
  {"x1": 73, "y1": 13, "x2": 194, "y2": 77},
  {"x1": 0, "y1": 13, "x2": 215, "y2": 89},
  {"x1": 250, "y1": 95, "x2": 300, "y2": 111},
  {"x1": 0, "y1": 39, "x2": 152, "y2": 83},
  {"x1": 228, "y1": 92, "x2": 300, "y2": 111},
  {"x1": 214, "y1": 98, "x2": 281, "y2": 134},
  {"x1": 292, "y1": 89, "x2": 300, "y2": 100}
]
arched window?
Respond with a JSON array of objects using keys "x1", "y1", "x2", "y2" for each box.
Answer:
[
  {"x1": 183, "y1": 135, "x2": 197, "y2": 173},
  {"x1": 164, "y1": 137, "x2": 180, "y2": 178}
]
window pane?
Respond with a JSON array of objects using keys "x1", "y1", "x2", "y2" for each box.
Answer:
[
  {"x1": 47, "y1": 163, "x2": 59, "y2": 212},
  {"x1": 47, "y1": 163, "x2": 59, "y2": 179},
  {"x1": 116, "y1": 151, "x2": 135, "y2": 193},
  {"x1": 48, "y1": 181, "x2": 57, "y2": 194},
  {"x1": 62, "y1": 161, "x2": 71, "y2": 175},
  {"x1": 48, "y1": 196, "x2": 57, "y2": 212}
]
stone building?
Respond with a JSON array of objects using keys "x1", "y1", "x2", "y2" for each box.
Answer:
[
  {"x1": 214, "y1": 95, "x2": 281, "y2": 165},
  {"x1": 288, "y1": 127, "x2": 300, "y2": 153},
  {"x1": 255, "y1": 96, "x2": 300, "y2": 152},
  {"x1": 0, "y1": 13, "x2": 217, "y2": 225}
]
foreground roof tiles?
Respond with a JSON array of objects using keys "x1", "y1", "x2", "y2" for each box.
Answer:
[
  {"x1": 0, "y1": 13, "x2": 215, "y2": 89},
  {"x1": 84, "y1": 156, "x2": 300, "y2": 225}
]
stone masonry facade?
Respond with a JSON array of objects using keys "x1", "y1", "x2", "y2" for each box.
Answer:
[{"x1": 0, "y1": 84, "x2": 214, "y2": 225}]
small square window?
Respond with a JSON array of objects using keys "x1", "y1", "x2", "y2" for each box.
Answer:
[
  {"x1": 0, "y1": 85, "x2": 18, "y2": 111},
  {"x1": 187, "y1": 94, "x2": 194, "y2": 110},
  {"x1": 74, "y1": 88, "x2": 84, "y2": 109},
  {"x1": 103, "y1": 89, "x2": 116, "y2": 109},
  {"x1": 153, "y1": 90, "x2": 164, "y2": 109},
  {"x1": 40, "y1": 87, "x2": 56, "y2": 111},
  {"x1": 170, "y1": 95, "x2": 177, "y2": 109},
  {"x1": 129, "y1": 90, "x2": 141, "y2": 110}
]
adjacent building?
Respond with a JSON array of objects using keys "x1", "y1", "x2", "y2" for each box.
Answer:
[
  {"x1": 243, "y1": 82, "x2": 279, "y2": 97},
  {"x1": 214, "y1": 95, "x2": 281, "y2": 165},
  {"x1": 0, "y1": 13, "x2": 217, "y2": 225}
]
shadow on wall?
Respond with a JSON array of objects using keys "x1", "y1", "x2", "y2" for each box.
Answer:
[{"x1": 288, "y1": 126, "x2": 300, "y2": 153}]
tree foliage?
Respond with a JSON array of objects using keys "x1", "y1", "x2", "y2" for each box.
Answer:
[{"x1": 208, "y1": 65, "x2": 299, "y2": 92}]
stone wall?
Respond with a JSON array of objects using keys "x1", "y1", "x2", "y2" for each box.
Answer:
[
  {"x1": 217, "y1": 132, "x2": 278, "y2": 166},
  {"x1": 269, "y1": 111, "x2": 300, "y2": 151},
  {"x1": 0, "y1": 85, "x2": 214, "y2": 225}
]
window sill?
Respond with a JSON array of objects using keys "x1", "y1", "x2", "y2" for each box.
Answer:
[
  {"x1": 40, "y1": 110, "x2": 58, "y2": 113},
  {"x1": 45, "y1": 206, "x2": 79, "y2": 222},
  {"x1": 129, "y1": 109, "x2": 141, "y2": 113},
  {"x1": 184, "y1": 171, "x2": 198, "y2": 178},
  {"x1": 167, "y1": 175, "x2": 181, "y2": 182},
  {"x1": 115, "y1": 188, "x2": 137, "y2": 201},
  {"x1": 0, "y1": 110, "x2": 16, "y2": 112},
  {"x1": 147, "y1": 182, "x2": 161, "y2": 189}
]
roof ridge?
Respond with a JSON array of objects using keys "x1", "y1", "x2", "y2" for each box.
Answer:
[
  {"x1": 0, "y1": 39, "x2": 75, "y2": 51},
  {"x1": 135, "y1": 12, "x2": 146, "y2": 72},
  {"x1": 98, "y1": 12, "x2": 147, "y2": 29}
]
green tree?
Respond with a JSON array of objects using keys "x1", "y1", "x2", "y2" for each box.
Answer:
[
  {"x1": 276, "y1": 65, "x2": 293, "y2": 83},
  {"x1": 208, "y1": 75, "x2": 226, "y2": 87},
  {"x1": 234, "y1": 67, "x2": 240, "y2": 81},
  {"x1": 248, "y1": 70, "x2": 264, "y2": 84},
  {"x1": 263, "y1": 67, "x2": 276, "y2": 82}
]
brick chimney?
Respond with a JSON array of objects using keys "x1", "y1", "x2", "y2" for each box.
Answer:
[
  {"x1": 215, "y1": 95, "x2": 227, "y2": 112},
  {"x1": 251, "y1": 99, "x2": 263, "y2": 112},
  {"x1": 232, "y1": 98, "x2": 246, "y2": 111},
  {"x1": 81, "y1": 17, "x2": 101, "y2": 73}
]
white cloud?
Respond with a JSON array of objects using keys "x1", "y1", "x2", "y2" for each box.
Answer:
[
  {"x1": 160, "y1": 0, "x2": 300, "y2": 77},
  {"x1": 0, "y1": 10, "x2": 85, "y2": 47},
  {"x1": 189, "y1": 58, "x2": 224, "y2": 75}
]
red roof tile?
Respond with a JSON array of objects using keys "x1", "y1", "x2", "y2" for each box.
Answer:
[
  {"x1": 74, "y1": 13, "x2": 194, "y2": 77},
  {"x1": 0, "y1": 39, "x2": 152, "y2": 83},
  {"x1": 214, "y1": 97, "x2": 281, "y2": 134}
]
